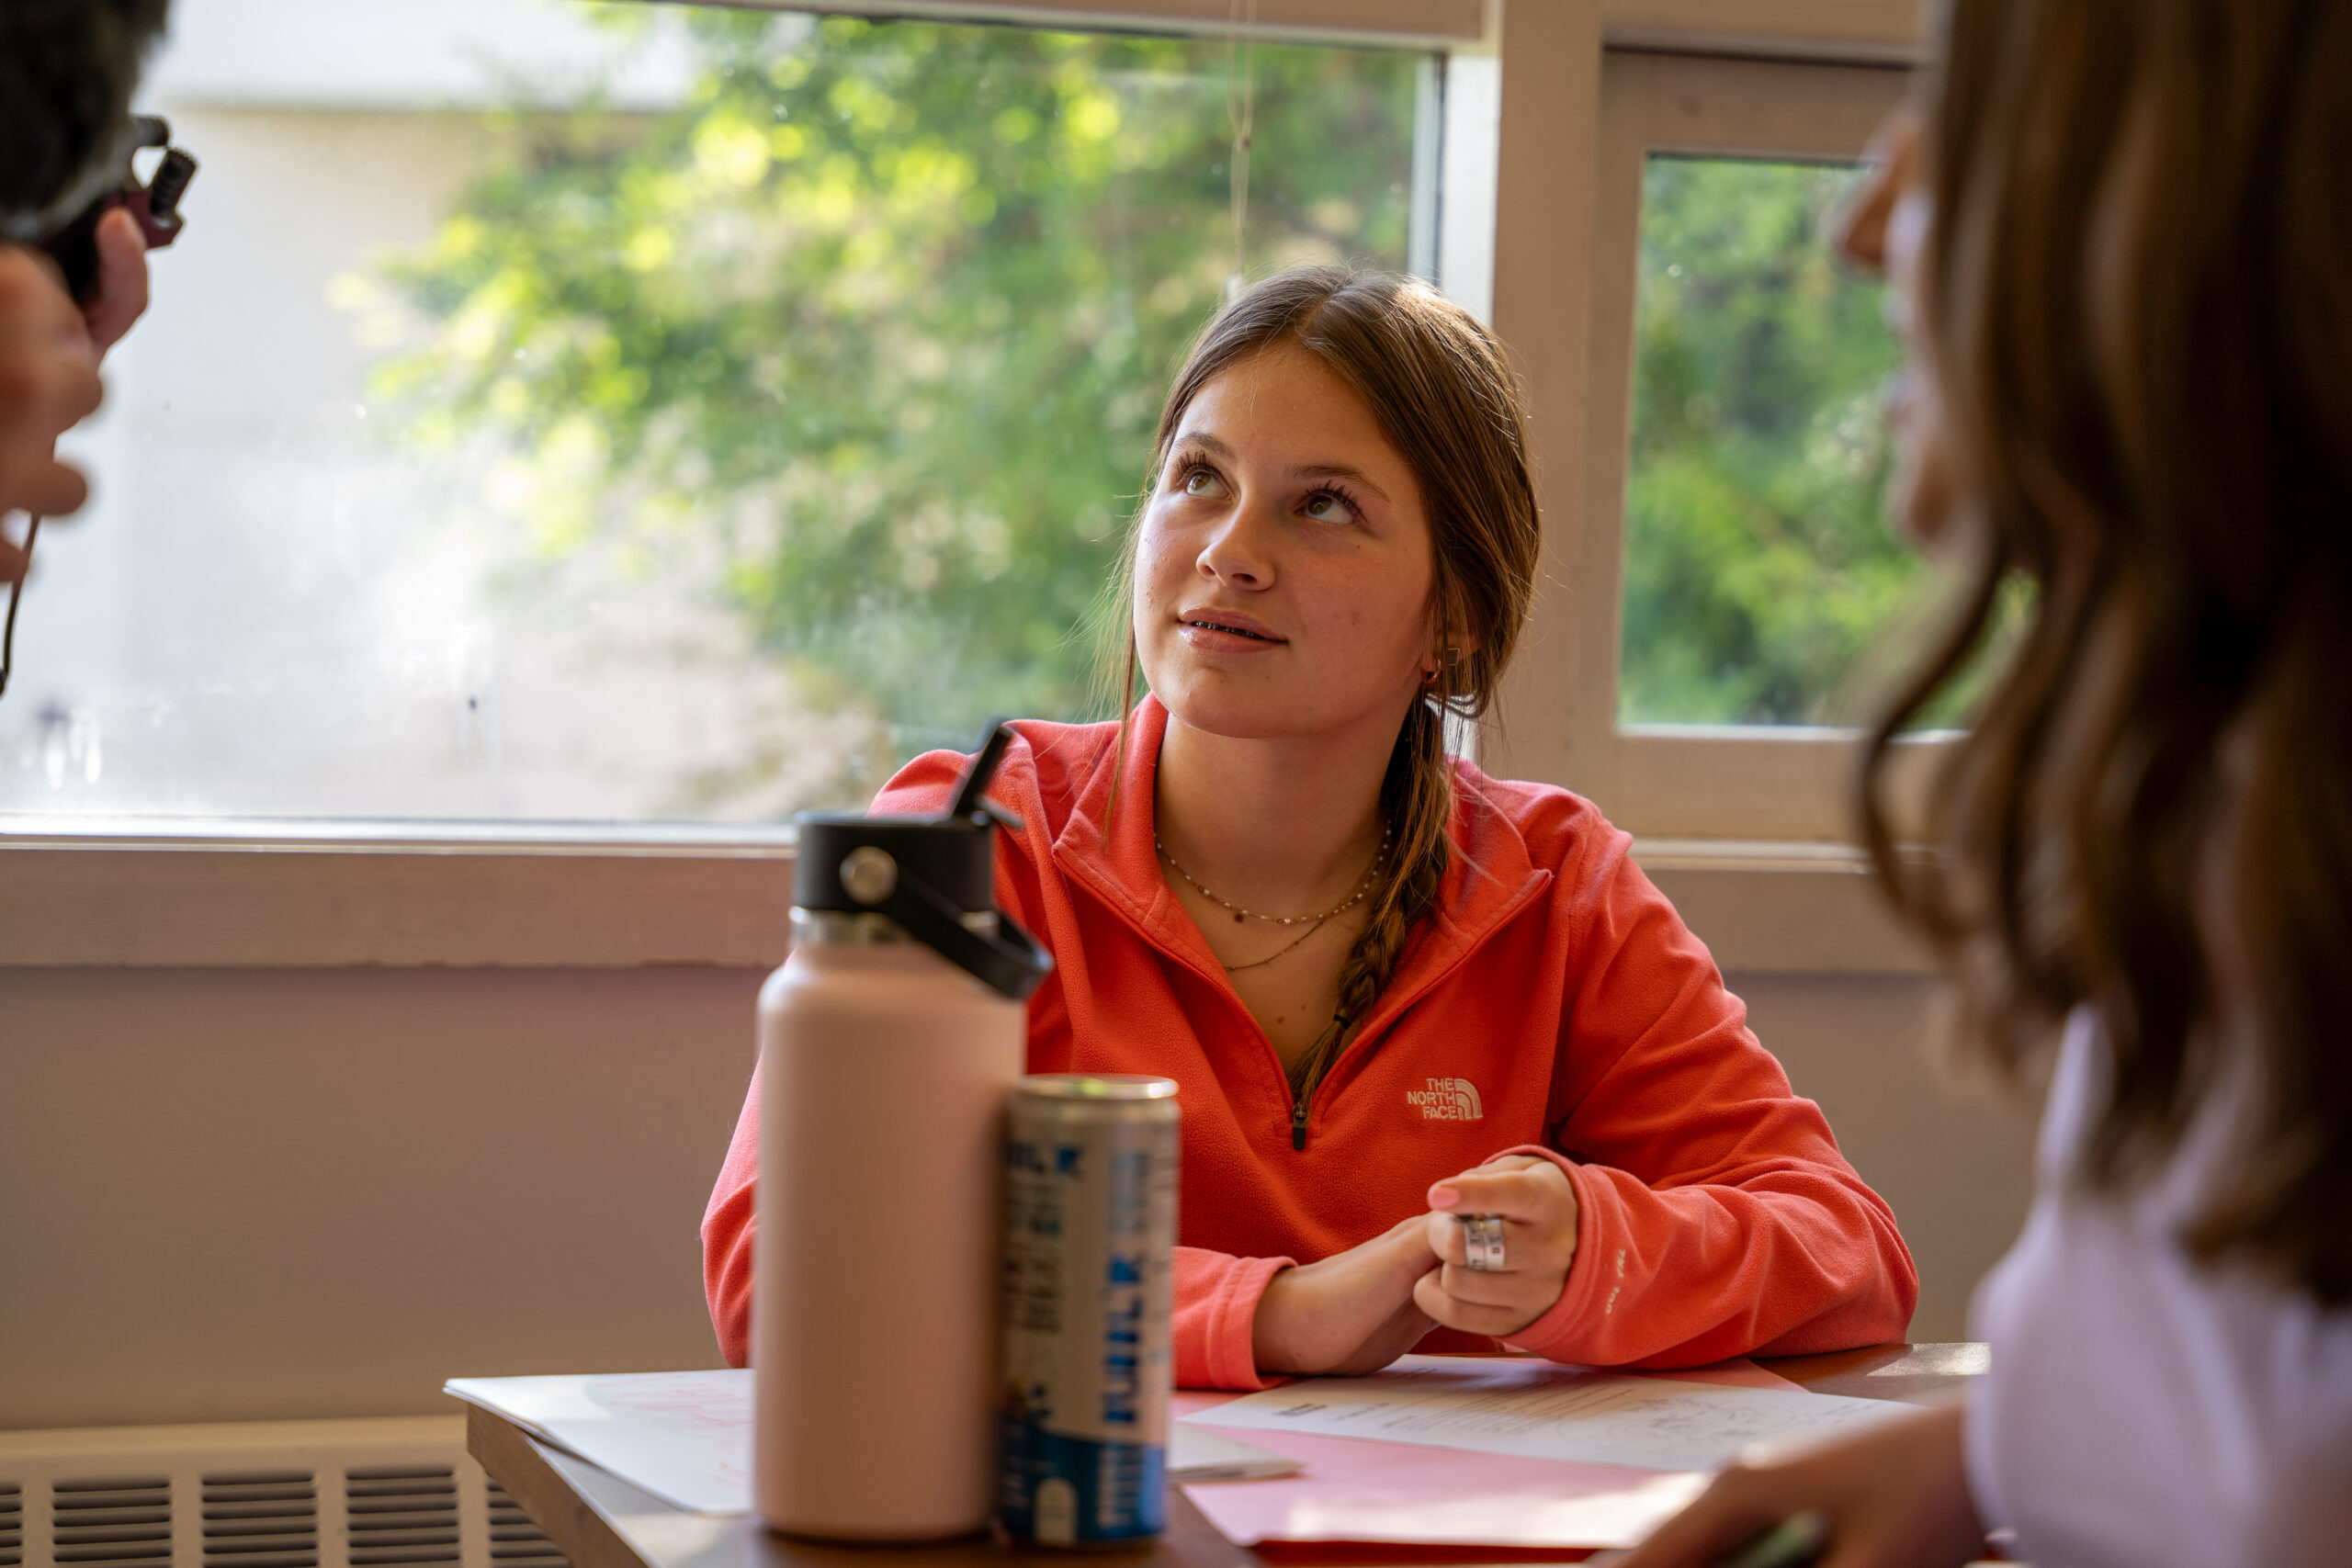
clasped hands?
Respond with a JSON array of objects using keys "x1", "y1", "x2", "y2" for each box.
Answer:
[{"x1": 1250, "y1": 1155, "x2": 1581, "y2": 1379}]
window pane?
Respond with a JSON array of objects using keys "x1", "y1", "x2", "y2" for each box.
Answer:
[
  {"x1": 5, "y1": 0, "x2": 1420, "y2": 820},
  {"x1": 1618, "y1": 154, "x2": 1917, "y2": 728}
]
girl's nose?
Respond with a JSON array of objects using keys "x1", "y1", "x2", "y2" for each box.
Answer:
[{"x1": 1197, "y1": 499, "x2": 1275, "y2": 589}]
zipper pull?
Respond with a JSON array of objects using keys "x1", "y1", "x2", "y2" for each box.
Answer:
[{"x1": 1291, "y1": 1100, "x2": 1308, "y2": 1151}]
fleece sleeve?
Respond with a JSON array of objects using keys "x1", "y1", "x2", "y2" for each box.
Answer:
[
  {"x1": 701, "y1": 1063, "x2": 760, "y2": 1368},
  {"x1": 1497, "y1": 850, "x2": 1917, "y2": 1369},
  {"x1": 1173, "y1": 1249, "x2": 1292, "y2": 1390}
]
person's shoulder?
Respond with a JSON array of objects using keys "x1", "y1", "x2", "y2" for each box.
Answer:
[
  {"x1": 999, "y1": 717, "x2": 1123, "y2": 838},
  {"x1": 870, "y1": 716, "x2": 1120, "y2": 839},
  {"x1": 1447, "y1": 757, "x2": 1634, "y2": 894}
]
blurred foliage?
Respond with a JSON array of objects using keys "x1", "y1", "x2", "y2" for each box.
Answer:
[
  {"x1": 370, "y1": 8, "x2": 1416, "y2": 772},
  {"x1": 1621, "y1": 155, "x2": 1920, "y2": 726}
]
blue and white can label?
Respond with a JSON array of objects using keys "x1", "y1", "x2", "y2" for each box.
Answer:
[{"x1": 999, "y1": 1075, "x2": 1178, "y2": 1548}]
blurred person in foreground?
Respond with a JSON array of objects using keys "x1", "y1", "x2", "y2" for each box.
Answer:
[
  {"x1": 0, "y1": 0, "x2": 169, "y2": 585},
  {"x1": 1618, "y1": 1, "x2": 2352, "y2": 1565}
]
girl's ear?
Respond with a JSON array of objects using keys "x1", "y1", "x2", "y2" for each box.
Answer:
[{"x1": 1421, "y1": 599, "x2": 1480, "y2": 675}]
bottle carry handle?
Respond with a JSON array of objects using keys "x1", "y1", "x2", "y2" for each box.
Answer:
[
  {"x1": 813, "y1": 720, "x2": 1046, "y2": 1000},
  {"x1": 872, "y1": 863, "x2": 1053, "y2": 1001}
]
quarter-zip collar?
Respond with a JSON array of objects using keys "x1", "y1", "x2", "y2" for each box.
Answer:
[{"x1": 1051, "y1": 696, "x2": 1555, "y2": 1083}]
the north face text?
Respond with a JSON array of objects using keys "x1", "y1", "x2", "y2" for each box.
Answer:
[{"x1": 1406, "y1": 1077, "x2": 1484, "y2": 1121}]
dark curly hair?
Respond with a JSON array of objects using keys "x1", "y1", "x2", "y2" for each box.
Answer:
[{"x1": 0, "y1": 0, "x2": 172, "y2": 225}]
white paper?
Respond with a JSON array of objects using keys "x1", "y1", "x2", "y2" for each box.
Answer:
[
  {"x1": 447, "y1": 1369, "x2": 1299, "y2": 1517},
  {"x1": 447, "y1": 1371, "x2": 753, "y2": 1514},
  {"x1": 1167, "y1": 1424, "x2": 1302, "y2": 1482},
  {"x1": 446, "y1": 1371, "x2": 757, "y2": 1515},
  {"x1": 1197, "y1": 1469, "x2": 1712, "y2": 1551},
  {"x1": 1183, "y1": 1355, "x2": 1909, "y2": 1473}
]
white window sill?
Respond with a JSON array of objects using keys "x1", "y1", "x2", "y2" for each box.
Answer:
[
  {"x1": 1631, "y1": 838, "x2": 1931, "y2": 977},
  {"x1": 0, "y1": 818, "x2": 796, "y2": 970},
  {"x1": 0, "y1": 819, "x2": 1932, "y2": 976}
]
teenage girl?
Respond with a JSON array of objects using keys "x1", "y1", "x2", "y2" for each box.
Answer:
[
  {"x1": 1621, "y1": 0, "x2": 2352, "y2": 1562},
  {"x1": 705, "y1": 267, "x2": 1917, "y2": 1387}
]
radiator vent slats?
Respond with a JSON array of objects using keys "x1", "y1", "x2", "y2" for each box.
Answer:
[
  {"x1": 202, "y1": 1471, "x2": 318, "y2": 1568},
  {"x1": 50, "y1": 1477, "x2": 174, "y2": 1568},
  {"x1": 482, "y1": 1484, "x2": 563, "y2": 1568},
  {"x1": 345, "y1": 1467, "x2": 459, "y2": 1567},
  {"x1": 5, "y1": 1437, "x2": 570, "y2": 1568}
]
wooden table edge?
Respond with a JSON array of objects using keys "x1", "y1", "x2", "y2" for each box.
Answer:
[{"x1": 469, "y1": 1402, "x2": 666, "y2": 1568}]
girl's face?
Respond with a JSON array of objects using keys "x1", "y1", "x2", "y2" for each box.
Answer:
[
  {"x1": 1838, "y1": 111, "x2": 1963, "y2": 550},
  {"x1": 1133, "y1": 344, "x2": 1440, "y2": 746}
]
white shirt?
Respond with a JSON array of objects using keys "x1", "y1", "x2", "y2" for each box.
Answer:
[{"x1": 1967, "y1": 1010, "x2": 2352, "y2": 1568}]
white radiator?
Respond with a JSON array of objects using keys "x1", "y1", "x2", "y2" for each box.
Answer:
[{"x1": 0, "y1": 1418, "x2": 568, "y2": 1568}]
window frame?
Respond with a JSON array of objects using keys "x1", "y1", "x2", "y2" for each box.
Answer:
[
  {"x1": 0, "y1": 0, "x2": 1940, "y2": 972},
  {"x1": 1482, "y1": 44, "x2": 1946, "y2": 844}
]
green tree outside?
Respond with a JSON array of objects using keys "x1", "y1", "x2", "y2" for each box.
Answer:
[
  {"x1": 1621, "y1": 155, "x2": 1921, "y2": 727},
  {"x1": 369, "y1": 17, "x2": 1965, "y2": 813},
  {"x1": 368, "y1": 7, "x2": 1417, "y2": 802}
]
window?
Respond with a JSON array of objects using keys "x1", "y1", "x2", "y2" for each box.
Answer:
[
  {"x1": 9, "y1": 0, "x2": 1437, "y2": 821},
  {"x1": 1621, "y1": 153, "x2": 1911, "y2": 728},
  {"x1": 1492, "y1": 49, "x2": 1944, "y2": 844},
  {"x1": 2, "y1": 3, "x2": 1955, "y2": 971}
]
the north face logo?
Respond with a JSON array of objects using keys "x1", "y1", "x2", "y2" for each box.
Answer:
[{"x1": 1406, "y1": 1077, "x2": 1484, "y2": 1121}]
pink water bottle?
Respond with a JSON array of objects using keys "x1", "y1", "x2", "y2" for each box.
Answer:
[{"x1": 753, "y1": 726, "x2": 1053, "y2": 1540}]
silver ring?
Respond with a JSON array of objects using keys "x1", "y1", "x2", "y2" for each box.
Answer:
[{"x1": 1458, "y1": 1213, "x2": 1506, "y2": 1272}]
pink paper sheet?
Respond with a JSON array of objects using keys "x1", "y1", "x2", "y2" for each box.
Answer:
[{"x1": 1175, "y1": 1359, "x2": 1794, "y2": 1552}]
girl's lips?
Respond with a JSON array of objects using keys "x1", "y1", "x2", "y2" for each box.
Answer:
[
  {"x1": 1176, "y1": 610, "x2": 1287, "y2": 654},
  {"x1": 1177, "y1": 609, "x2": 1284, "y2": 641}
]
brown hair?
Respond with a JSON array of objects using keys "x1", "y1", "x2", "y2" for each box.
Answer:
[
  {"x1": 1861, "y1": 0, "x2": 2352, "y2": 1299},
  {"x1": 1103, "y1": 266, "x2": 1541, "y2": 1103}
]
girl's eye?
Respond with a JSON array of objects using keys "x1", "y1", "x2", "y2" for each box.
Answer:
[
  {"x1": 1181, "y1": 466, "x2": 1227, "y2": 500},
  {"x1": 1301, "y1": 489, "x2": 1358, "y2": 525}
]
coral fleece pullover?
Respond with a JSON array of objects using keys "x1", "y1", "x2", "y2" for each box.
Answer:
[{"x1": 703, "y1": 698, "x2": 1916, "y2": 1387}]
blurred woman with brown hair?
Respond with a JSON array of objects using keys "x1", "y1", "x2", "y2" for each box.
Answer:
[{"x1": 1622, "y1": 0, "x2": 2352, "y2": 1562}]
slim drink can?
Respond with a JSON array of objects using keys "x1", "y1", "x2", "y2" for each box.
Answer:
[{"x1": 998, "y1": 1074, "x2": 1179, "y2": 1548}]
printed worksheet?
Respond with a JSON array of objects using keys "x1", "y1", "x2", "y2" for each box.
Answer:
[
  {"x1": 1184, "y1": 1355, "x2": 1909, "y2": 1473},
  {"x1": 447, "y1": 1369, "x2": 1299, "y2": 1515},
  {"x1": 446, "y1": 1371, "x2": 757, "y2": 1514}
]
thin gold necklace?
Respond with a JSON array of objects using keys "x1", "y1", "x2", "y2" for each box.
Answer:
[
  {"x1": 1155, "y1": 826, "x2": 1391, "y2": 926},
  {"x1": 1220, "y1": 919, "x2": 1330, "y2": 974}
]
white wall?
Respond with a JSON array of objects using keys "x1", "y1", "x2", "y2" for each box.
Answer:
[
  {"x1": 0, "y1": 953, "x2": 2033, "y2": 1431},
  {"x1": 1, "y1": 965, "x2": 761, "y2": 1430},
  {"x1": 145, "y1": 0, "x2": 701, "y2": 112}
]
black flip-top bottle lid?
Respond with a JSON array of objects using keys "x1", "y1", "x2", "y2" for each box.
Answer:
[
  {"x1": 790, "y1": 723, "x2": 1054, "y2": 1001},
  {"x1": 795, "y1": 815, "x2": 995, "y2": 913}
]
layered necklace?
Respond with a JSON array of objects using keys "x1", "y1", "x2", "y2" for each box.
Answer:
[{"x1": 1156, "y1": 826, "x2": 1392, "y2": 973}]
